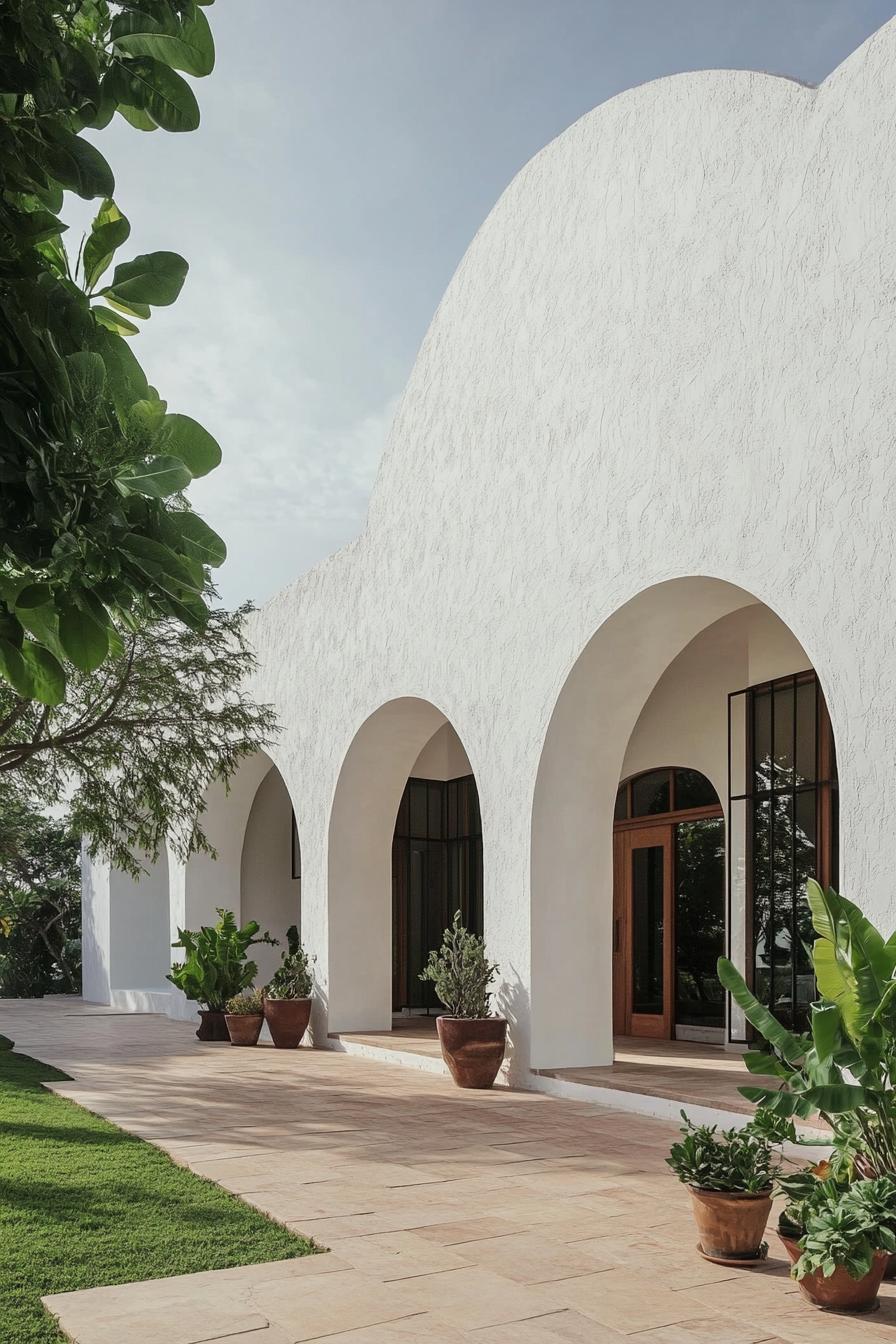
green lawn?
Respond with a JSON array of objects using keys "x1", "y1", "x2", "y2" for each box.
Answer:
[{"x1": 0, "y1": 1045, "x2": 317, "y2": 1343}]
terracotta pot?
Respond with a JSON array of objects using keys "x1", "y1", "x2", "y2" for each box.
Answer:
[
  {"x1": 885, "y1": 1252, "x2": 896, "y2": 1281},
  {"x1": 779, "y1": 1232, "x2": 888, "y2": 1312},
  {"x1": 224, "y1": 1012, "x2": 263, "y2": 1046},
  {"x1": 688, "y1": 1187, "x2": 772, "y2": 1263},
  {"x1": 436, "y1": 1016, "x2": 507, "y2": 1089},
  {"x1": 264, "y1": 997, "x2": 312, "y2": 1049},
  {"x1": 196, "y1": 1009, "x2": 230, "y2": 1042}
]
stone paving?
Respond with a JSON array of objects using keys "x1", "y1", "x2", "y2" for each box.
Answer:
[{"x1": 3, "y1": 998, "x2": 896, "y2": 1343}]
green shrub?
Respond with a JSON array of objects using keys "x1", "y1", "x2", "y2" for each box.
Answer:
[
  {"x1": 266, "y1": 925, "x2": 314, "y2": 1000},
  {"x1": 167, "y1": 909, "x2": 276, "y2": 1011},
  {"x1": 225, "y1": 988, "x2": 264, "y2": 1015},
  {"x1": 666, "y1": 1113, "x2": 778, "y2": 1193},
  {"x1": 419, "y1": 911, "x2": 499, "y2": 1019}
]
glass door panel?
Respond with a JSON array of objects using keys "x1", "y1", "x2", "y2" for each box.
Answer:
[
  {"x1": 626, "y1": 826, "x2": 673, "y2": 1038},
  {"x1": 675, "y1": 818, "x2": 725, "y2": 1031}
]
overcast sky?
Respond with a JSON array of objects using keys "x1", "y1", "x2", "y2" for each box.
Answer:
[{"x1": 85, "y1": 1, "x2": 895, "y2": 608}]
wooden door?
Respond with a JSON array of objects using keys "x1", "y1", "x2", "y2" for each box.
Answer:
[{"x1": 613, "y1": 824, "x2": 674, "y2": 1038}]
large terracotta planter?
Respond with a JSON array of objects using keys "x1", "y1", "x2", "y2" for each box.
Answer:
[
  {"x1": 196, "y1": 1009, "x2": 229, "y2": 1042},
  {"x1": 689, "y1": 1187, "x2": 772, "y2": 1264},
  {"x1": 779, "y1": 1232, "x2": 888, "y2": 1312},
  {"x1": 224, "y1": 1013, "x2": 263, "y2": 1047},
  {"x1": 437, "y1": 1016, "x2": 507, "y2": 1089},
  {"x1": 264, "y1": 997, "x2": 311, "y2": 1049}
]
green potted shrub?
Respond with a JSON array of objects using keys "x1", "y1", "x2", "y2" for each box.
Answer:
[
  {"x1": 777, "y1": 1173, "x2": 896, "y2": 1312},
  {"x1": 666, "y1": 1113, "x2": 777, "y2": 1264},
  {"x1": 168, "y1": 909, "x2": 276, "y2": 1041},
  {"x1": 224, "y1": 988, "x2": 265, "y2": 1047},
  {"x1": 264, "y1": 924, "x2": 315, "y2": 1049},
  {"x1": 419, "y1": 911, "x2": 505, "y2": 1089}
]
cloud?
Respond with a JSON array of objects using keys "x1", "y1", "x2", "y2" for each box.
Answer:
[{"x1": 133, "y1": 250, "x2": 398, "y2": 603}]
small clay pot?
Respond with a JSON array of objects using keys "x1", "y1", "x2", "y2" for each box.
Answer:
[
  {"x1": 224, "y1": 1012, "x2": 264, "y2": 1046},
  {"x1": 196, "y1": 1009, "x2": 229, "y2": 1042},
  {"x1": 689, "y1": 1187, "x2": 772, "y2": 1263},
  {"x1": 264, "y1": 997, "x2": 312, "y2": 1049},
  {"x1": 436, "y1": 1016, "x2": 507, "y2": 1089},
  {"x1": 779, "y1": 1232, "x2": 888, "y2": 1312}
]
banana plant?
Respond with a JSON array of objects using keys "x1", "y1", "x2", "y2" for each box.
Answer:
[{"x1": 718, "y1": 880, "x2": 896, "y2": 1176}]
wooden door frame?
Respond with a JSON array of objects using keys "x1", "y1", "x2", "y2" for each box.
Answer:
[{"x1": 614, "y1": 823, "x2": 674, "y2": 1038}]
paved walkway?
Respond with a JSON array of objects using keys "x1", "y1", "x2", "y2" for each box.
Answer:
[{"x1": 4, "y1": 998, "x2": 894, "y2": 1343}]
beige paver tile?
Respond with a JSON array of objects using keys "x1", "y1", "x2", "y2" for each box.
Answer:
[
  {"x1": 412, "y1": 1215, "x2": 522, "y2": 1245},
  {"x1": 629, "y1": 1318, "x2": 785, "y2": 1343},
  {"x1": 550, "y1": 1270, "x2": 718, "y2": 1334},
  {"x1": 456, "y1": 1229, "x2": 614, "y2": 1284},
  {"x1": 474, "y1": 1310, "x2": 628, "y2": 1342}
]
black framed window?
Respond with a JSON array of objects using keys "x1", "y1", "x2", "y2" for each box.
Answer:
[
  {"x1": 728, "y1": 671, "x2": 837, "y2": 1033},
  {"x1": 392, "y1": 775, "x2": 483, "y2": 1012},
  {"x1": 615, "y1": 767, "x2": 720, "y2": 822}
]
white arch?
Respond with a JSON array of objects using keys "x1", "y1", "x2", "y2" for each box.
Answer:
[
  {"x1": 529, "y1": 575, "x2": 828, "y2": 1070},
  {"x1": 326, "y1": 697, "x2": 480, "y2": 1034}
]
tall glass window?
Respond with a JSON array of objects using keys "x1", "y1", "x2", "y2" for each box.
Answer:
[
  {"x1": 728, "y1": 672, "x2": 837, "y2": 1033},
  {"x1": 392, "y1": 775, "x2": 482, "y2": 1012}
]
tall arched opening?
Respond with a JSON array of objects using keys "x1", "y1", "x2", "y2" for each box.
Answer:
[
  {"x1": 181, "y1": 750, "x2": 301, "y2": 986},
  {"x1": 328, "y1": 699, "x2": 482, "y2": 1035},
  {"x1": 530, "y1": 577, "x2": 839, "y2": 1070}
]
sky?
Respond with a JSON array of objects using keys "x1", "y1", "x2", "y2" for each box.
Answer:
[{"x1": 80, "y1": 1, "x2": 896, "y2": 608}]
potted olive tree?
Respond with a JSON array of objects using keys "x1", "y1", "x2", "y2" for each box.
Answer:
[
  {"x1": 168, "y1": 909, "x2": 276, "y2": 1041},
  {"x1": 264, "y1": 924, "x2": 315, "y2": 1048},
  {"x1": 666, "y1": 1114, "x2": 777, "y2": 1264},
  {"x1": 224, "y1": 988, "x2": 265, "y2": 1046},
  {"x1": 419, "y1": 911, "x2": 506, "y2": 1089}
]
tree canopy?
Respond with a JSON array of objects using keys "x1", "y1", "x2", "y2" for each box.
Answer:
[{"x1": 0, "y1": 1, "x2": 226, "y2": 707}]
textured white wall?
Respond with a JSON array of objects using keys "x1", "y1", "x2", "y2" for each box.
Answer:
[
  {"x1": 411, "y1": 723, "x2": 473, "y2": 779},
  {"x1": 85, "y1": 23, "x2": 896, "y2": 1075},
  {"x1": 240, "y1": 765, "x2": 300, "y2": 984}
]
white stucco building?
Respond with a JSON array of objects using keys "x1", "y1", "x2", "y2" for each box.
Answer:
[{"x1": 83, "y1": 22, "x2": 896, "y2": 1088}]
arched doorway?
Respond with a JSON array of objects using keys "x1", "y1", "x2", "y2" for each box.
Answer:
[
  {"x1": 612, "y1": 767, "x2": 724, "y2": 1041},
  {"x1": 181, "y1": 751, "x2": 301, "y2": 978},
  {"x1": 327, "y1": 699, "x2": 481, "y2": 1034},
  {"x1": 530, "y1": 577, "x2": 840, "y2": 1070}
]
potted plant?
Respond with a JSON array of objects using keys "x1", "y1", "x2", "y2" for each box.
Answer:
[
  {"x1": 778, "y1": 1174, "x2": 896, "y2": 1312},
  {"x1": 264, "y1": 924, "x2": 315, "y2": 1048},
  {"x1": 419, "y1": 911, "x2": 506, "y2": 1089},
  {"x1": 224, "y1": 988, "x2": 265, "y2": 1046},
  {"x1": 167, "y1": 908, "x2": 277, "y2": 1041},
  {"x1": 666, "y1": 1113, "x2": 777, "y2": 1264}
]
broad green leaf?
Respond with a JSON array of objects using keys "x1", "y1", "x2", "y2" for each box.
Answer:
[
  {"x1": 119, "y1": 533, "x2": 205, "y2": 593},
  {"x1": 43, "y1": 125, "x2": 114, "y2": 199},
  {"x1": 157, "y1": 414, "x2": 221, "y2": 477},
  {"x1": 805, "y1": 1083, "x2": 869, "y2": 1114},
  {"x1": 58, "y1": 601, "x2": 110, "y2": 674},
  {"x1": 104, "y1": 251, "x2": 188, "y2": 308},
  {"x1": 717, "y1": 956, "x2": 807, "y2": 1063},
  {"x1": 65, "y1": 351, "x2": 106, "y2": 403},
  {"x1": 113, "y1": 56, "x2": 200, "y2": 132},
  {"x1": 809, "y1": 1001, "x2": 841, "y2": 1064},
  {"x1": 116, "y1": 455, "x2": 193, "y2": 498},
  {"x1": 128, "y1": 398, "x2": 168, "y2": 434},
  {"x1": 742, "y1": 1049, "x2": 794, "y2": 1080},
  {"x1": 112, "y1": 5, "x2": 215, "y2": 77},
  {"x1": 20, "y1": 642, "x2": 65, "y2": 706},
  {"x1": 95, "y1": 328, "x2": 149, "y2": 418},
  {"x1": 105, "y1": 295, "x2": 151, "y2": 321},
  {"x1": 166, "y1": 510, "x2": 226, "y2": 567},
  {"x1": 0, "y1": 639, "x2": 32, "y2": 698},
  {"x1": 83, "y1": 199, "x2": 131, "y2": 289},
  {"x1": 117, "y1": 102, "x2": 159, "y2": 132},
  {"x1": 93, "y1": 305, "x2": 140, "y2": 336},
  {"x1": 15, "y1": 585, "x2": 54, "y2": 611},
  {"x1": 739, "y1": 1085, "x2": 815, "y2": 1118},
  {"x1": 16, "y1": 210, "x2": 67, "y2": 244}
]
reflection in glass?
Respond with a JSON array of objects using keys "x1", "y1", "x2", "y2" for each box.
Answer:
[
  {"x1": 632, "y1": 770, "x2": 671, "y2": 817},
  {"x1": 675, "y1": 819, "x2": 725, "y2": 1028},
  {"x1": 632, "y1": 846, "x2": 664, "y2": 1015},
  {"x1": 675, "y1": 769, "x2": 718, "y2": 811}
]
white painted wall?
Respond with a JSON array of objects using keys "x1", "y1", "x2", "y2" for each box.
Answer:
[
  {"x1": 411, "y1": 723, "x2": 473, "y2": 780},
  {"x1": 240, "y1": 765, "x2": 300, "y2": 985},
  {"x1": 83, "y1": 22, "x2": 896, "y2": 1079}
]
